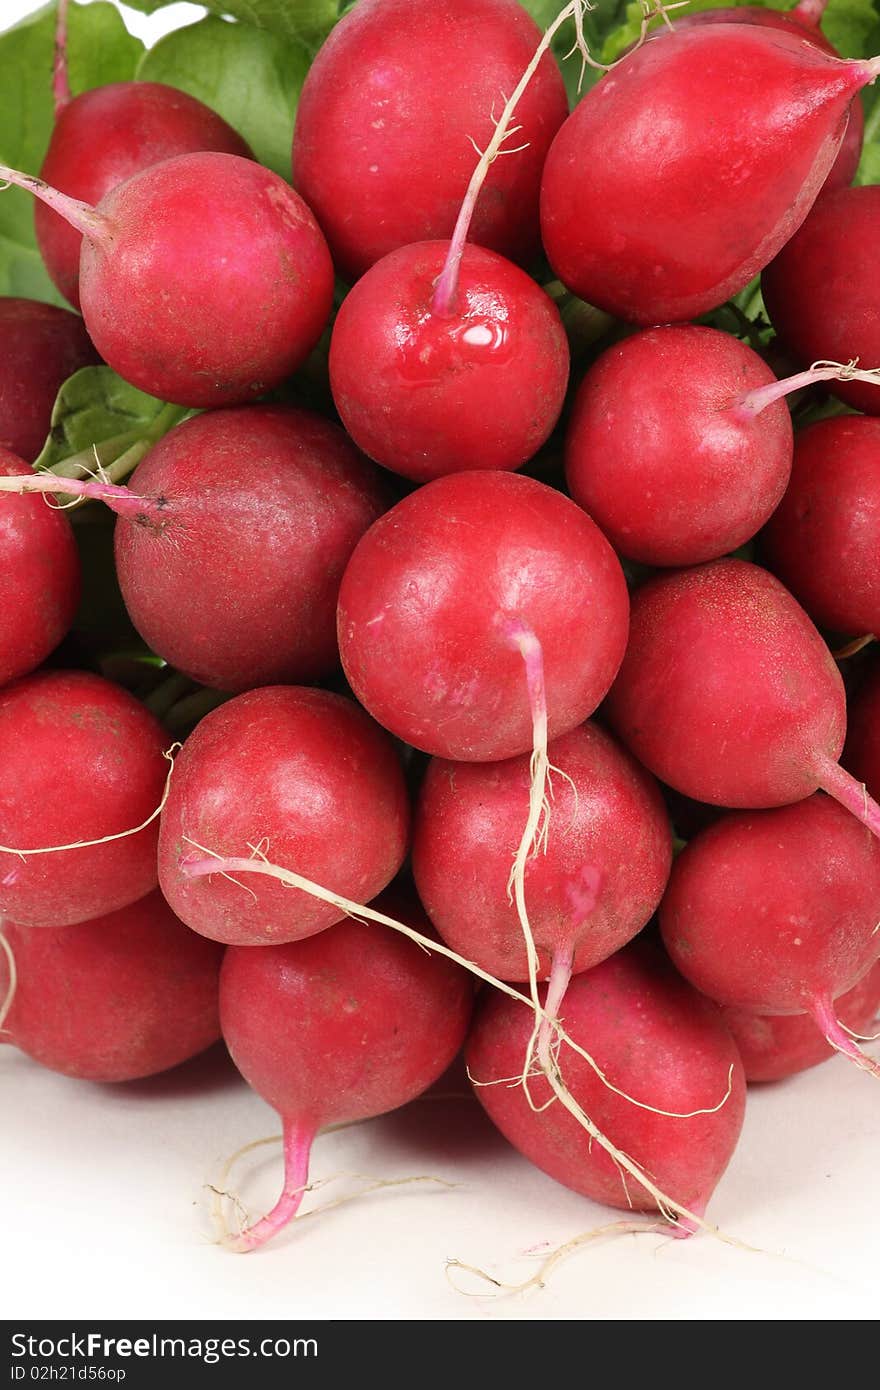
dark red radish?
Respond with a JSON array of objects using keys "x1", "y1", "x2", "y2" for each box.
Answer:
[
  {"x1": 109, "y1": 406, "x2": 387, "y2": 692},
  {"x1": 292, "y1": 0, "x2": 567, "y2": 283},
  {"x1": 0, "y1": 671, "x2": 168, "y2": 928},
  {"x1": 605, "y1": 558, "x2": 880, "y2": 838},
  {"x1": 0, "y1": 154, "x2": 334, "y2": 409},
  {"x1": 35, "y1": 0, "x2": 250, "y2": 309},
  {"x1": 761, "y1": 417, "x2": 880, "y2": 637},
  {"x1": 219, "y1": 894, "x2": 473, "y2": 1251},
  {"x1": 723, "y1": 962, "x2": 880, "y2": 1084},
  {"x1": 337, "y1": 472, "x2": 629, "y2": 762},
  {"x1": 413, "y1": 720, "x2": 672, "y2": 983},
  {"x1": 843, "y1": 667, "x2": 880, "y2": 800},
  {"x1": 329, "y1": 241, "x2": 569, "y2": 483},
  {"x1": 659, "y1": 2, "x2": 864, "y2": 192},
  {"x1": 0, "y1": 892, "x2": 223, "y2": 1082},
  {"x1": 159, "y1": 686, "x2": 409, "y2": 946},
  {"x1": 0, "y1": 448, "x2": 80, "y2": 686},
  {"x1": 37, "y1": 82, "x2": 251, "y2": 309},
  {"x1": 564, "y1": 326, "x2": 793, "y2": 566},
  {"x1": 540, "y1": 26, "x2": 875, "y2": 324},
  {"x1": 763, "y1": 187, "x2": 880, "y2": 416},
  {"x1": 467, "y1": 940, "x2": 746, "y2": 1227},
  {"x1": 660, "y1": 796, "x2": 880, "y2": 1078},
  {"x1": 0, "y1": 298, "x2": 99, "y2": 462}
]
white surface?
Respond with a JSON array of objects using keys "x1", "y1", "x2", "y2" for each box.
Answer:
[{"x1": 4, "y1": 1040, "x2": 878, "y2": 1320}]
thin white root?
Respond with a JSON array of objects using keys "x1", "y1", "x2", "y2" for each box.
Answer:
[
  {"x1": 0, "y1": 929, "x2": 16, "y2": 1035},
  {"x1": 0, "y1": 742, "x2": 179, "y2": 858},
  {"x1": 446, "y1": 1219, "x2": 665, "y2": 1295}
]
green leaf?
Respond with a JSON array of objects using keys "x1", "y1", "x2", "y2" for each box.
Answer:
[
  {"x1": 821, "y1": 0, "x2": 880, "y2": 59},
  {"x1": 0, "y1": 2, "x2": 143, "y2": 305},
  {"x1": 124, "y1": 0, "x2": 339, "y2": 53},
  {"x1": 33, "y1": 365, "x2": 182, "y2": 476},
  {"x1": 137, "y1": 16, "x2": 308, "y2": 180}
]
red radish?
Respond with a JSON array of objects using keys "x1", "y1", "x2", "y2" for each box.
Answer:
[
  {"x1": 0, "y1": 153, "x2": 334, "y2": 408},
  {"x1": 661, "y1": 1, "x2": 864, "y2": 191},
  {"x1": 0, "y1": 670, "x2": 168, "y2": 928},
  {"x1": 0, "y1": 447, "x2": 80, "y2": 686},
  {"x1": 329, "y1": 241, "x2": 569, "y2": 483},
  {"x1": 467, "y1": 940, "x2": 746, "y2": 1228},
  {"x1": 540, "y1": 26, "x2": 875, "y2": 323},
  {"x1": 0, "y1": 892, "x2": 223, "y2": 1082},
  {"x1": 660, "y1": 796, "x2": 880, "y2": 1077},
  {"x1": 605, "y1": 558, "x2": 880, "y2": 836},
  {"x1": 723, "y1": 962, "x2": 880, "y2": 1084},
  {"x1": 159, "y1": 686, "x2": 410, "y2": 946},
  {"x1": 39, "y1": 0, "x2": 251, "y2": 309},
  {"x1": 564, "y1": 325, "x2": 793, "y2": 566},
  {"x1": 337, "y1": 472, "x2": 629, "y2": 762},
  {"x1": 761, "y1": 417, "x2": 880, "y2": 636},
  {"x1": 219, "y1": 893, "x2": 473, "y2": 1251},
  {"x1": 0, "y1": 298, "x2": 99, "y2": 461},
  {"x1": 292, "y1": 0, "x2": 567, "y2": 282},
  {"x1": 843, "y1": 666, "x2": 880, "y2": 798},
  {"x1": 763, "y1": 187, "x2": 880, "y2": 416},
  {"x1": 109, "y1": 406, "x2": 388, "y2": 692},
  {"x1": 412, "y1": 720, "x2": 671, "y2": 983}
]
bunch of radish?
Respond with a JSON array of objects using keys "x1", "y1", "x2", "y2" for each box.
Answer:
[{"x1": 2, "y1": 0, "x2": 880, "y2": 1273}]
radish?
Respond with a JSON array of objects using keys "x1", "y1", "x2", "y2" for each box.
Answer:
[
  {"x1": 36, "y1": 0, "x2": 251, "y2": 310},
  {"x1": 660, "y1": 795, "x2": 880, "y2": 1078},
  {"x1": 723, "y1": 962, "x2": 880, "y2": 1084},
  {"x1": 107, "y1": 406, "x2": 388, "y2": 692},
  {"x1": 762, "y1": 188, "x2": 880, "y2": 416},
  {"x1": 564, "y1": 325, "x2": 793, "y2": 566},
  {"x1": 0, "y1": 670, "x2": 169, "y2": 928},
  {"x1": 467, "y1": 939, "x2": 746, "y2": 1229},
  {"x1": 218, "y1": 893, "x2": 473, "y2": 1251},
  {"x1": 761, "y1": 416, "x2": 880, "y2": 637},
  {"x1": 540, "y1": 25, "x2": 876, "y2": 323},
  {"x1": 412, "y1": 720, "x2": 672, "y2": 985},
  {"x1": 662, "y1": 1, "x2": 864, "y2": 191},
  {"x1": 329, "y1": 241, "x2": 569, "y2": 483},
  {"x1": 843, "y1": 665, "x2": 880, "y2": 799},
  {"x1": 0, "y1": 891, "x2": 223, "y2": 1083},
  {"x1": 159, "y1": 686, "x2": 410, "y2": 946},
  {"x1": 292, "y1": 0, "x2": 567, "y2": 282},
  {"x1": 0, "y1": 153, "x2": 334, "y2": 408},
  {"x1": 337, "y1": 471, "x2": 629, "y2": 762},
  {"x1": 0, "y1": 447, "x2": 80, "y2": 687},
  {"x1": 0, "y1": 298, "x2": 99, "y2": 462},
  {"x1": 605, "y1": 558, "x2": 880, "y2": 835}
]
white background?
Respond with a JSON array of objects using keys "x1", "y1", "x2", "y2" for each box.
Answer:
[{"x1": 3, "y1": 0, "x2": 879, "y2": 1323}]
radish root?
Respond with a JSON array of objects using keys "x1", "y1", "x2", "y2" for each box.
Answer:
[
  {"x1": 811, "y1": 996, "x2": 880, "y2": 1079},
  {"x1": 446, "y1": 1219, "x2": 667, "y2": 1296},
  {"x1": 210, "y1": 1127, "x2": 455, "y2": 1254},
  {"x1": 0, "y1": 742, "x2": 179, "y2": 858},
  {"x1": 0, "y1": 930, "x2": 16, "y2": 1036},
  {"x1": 733, "y1": 359, "x2": 880, "y2": 421}
]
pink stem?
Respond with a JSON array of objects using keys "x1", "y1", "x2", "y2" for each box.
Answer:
[
  {"x1": 815, "y1": 757, "x2": 880, "y2": 841},
  {"x1": 730, "y1": 365, "x2": 879, "y2": 422},
  {"x1": 53, "y1": 0, "x2": 71, "y2": 114},
  {"x1": 791, "y1": 0, "x2": 829, "y2": 25},
  {"x1": 230, "y1": 1118, "x2": 316, "y2": 1254},
  {"x1": 0, "y1": 472, "x2": 164, "y2": 522},
  {"x1": 859, "y1": 56, "x2": 880, "y2": 83},
  {"x1": 809, "y1": 996, "x2": 880, "y2": 1079},
  {"x1": 536, "y1": 949, "x2": 573, "y2": 1075},
  {"x1": 0, "y1": 163, "x2": 109, "y2": 244},
  {"x1": 430, "y1": 3, "x2": 574, "y2": 318}
]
